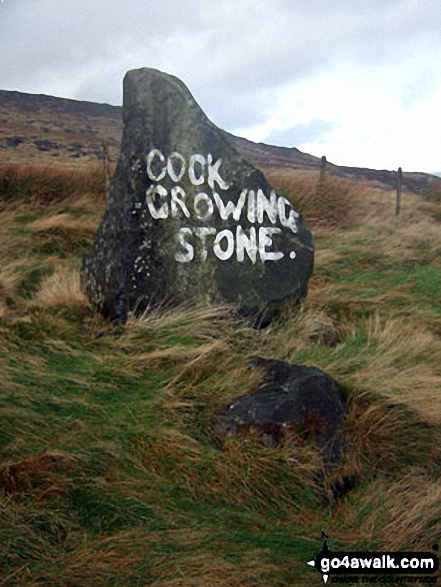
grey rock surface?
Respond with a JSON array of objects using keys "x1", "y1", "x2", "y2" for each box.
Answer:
[
  {"x1": 82, "y1": 68, "x2": 314, "y2": 324},
  {"x1": 215, "y1": 356, "x2": 347, "y2": 466}
]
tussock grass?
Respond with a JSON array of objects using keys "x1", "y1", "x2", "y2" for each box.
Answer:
[
  {"x1": 378, "y1": 471, "x2": 441, "y2": 549},
  {"x1": 29, "y1": 266, "x2": 90, "y2": 310},
  {"x1": 0, "y1": 164, "x2": 105, "y2": 206},
  {"x1": 334, "y1": 468, "x2": 441, "y2": 552},
  {"x1": 266, "y1": 172, "x2": 366, "y2": 230},
  {"x1": 27, "y1": 212, "x2": 99, "y2": 235},
  {"x1": 349, "y1": 315, "x2": 441, "y2": 420},
  {"x1": 1, "y1": 167, "x2": 441, "y2": 584},
  {"x1": 0, "y1": 257, "x2": 29, "y2": 302}
]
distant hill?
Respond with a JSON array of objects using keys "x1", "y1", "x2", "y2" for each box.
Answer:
[
  {"x1": 0, "y1": 90, "x2": 122, "y2": 168},
  {"x1": 225, "y1": 133, "x2": 441, "y2": 194},
  {"x1": 1, "y1": 89, "x2": 440, "y2": 194}
]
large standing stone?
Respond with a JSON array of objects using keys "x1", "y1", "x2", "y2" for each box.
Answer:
[{"x1": 82, "y1": 68, "x2": 314, "y2": 324}]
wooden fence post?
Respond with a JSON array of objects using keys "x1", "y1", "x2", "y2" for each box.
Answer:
[
  {"x1": 102, "y1": 139, "x2": 110, "y2": 199},
  {"x1": 396, "y1": 167, "x2": 402, "y2": 216},
  {"x1": 319, "y1": 155, "x2": 327, "y2": 189}
]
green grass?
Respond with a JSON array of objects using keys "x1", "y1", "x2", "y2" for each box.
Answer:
[{"x1": 1, "y1": 176, "x2": 441, "y2": 585}]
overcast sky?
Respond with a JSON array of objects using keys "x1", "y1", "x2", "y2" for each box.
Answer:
[{"x1": 1, "y1": 0, "x2": 441, "y2": 173}]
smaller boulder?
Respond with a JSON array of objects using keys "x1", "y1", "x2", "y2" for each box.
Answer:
[{"x1": 215, "y1": 356, "x2": 347, "y2": 466}]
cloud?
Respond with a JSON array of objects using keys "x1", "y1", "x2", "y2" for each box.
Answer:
[
  {"x1": 401, "y1": 69, "x2": 439, "y2": 109},
  {"x1": 2, "y1": 1, "x2": 441, "y2": 120},
  {"x1": 263, "y1": 119, "x2": 337, "y2": 147},
  {"x1": 1, "y1": 0, "x2": 441, "y2": 170}
]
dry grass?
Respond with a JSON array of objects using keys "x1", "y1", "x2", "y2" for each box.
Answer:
[
  {"x1": 27, "y1": 212, "x2": 98, "y2": 235},
  {"x1": 0, "y1": 258, "x2": 29, "y2": 300},
  {"x1": 151, "y1": 553, "x2": 288, "y2": 587},
  {"x1": 29, "y1": 266, "x2": 90, "y2": 310},
  {"x1": 124, "y1": 303, "x2": 234, "y2": 335},
  {"x1": 0, "y1": 164, "x2": 106, "y2": 206},
  {"x1": 378, "y1": 471, "x2": 441, "y2": 549},
  {"x1": 334, "y1": 468, "x2": 441, "y2": 552},
  {"x1": 1, "y1": 165, "x2": 441, "y2": 584},
  {"x1": 355, "y1": 186, "x2": 425, "y2": 226},
  {"x1": 348, "y1": 315, "x2": 441, "y2": 422},
  {"x1": 266, "y1": 172, "x2": 367, "y2": 230}
]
